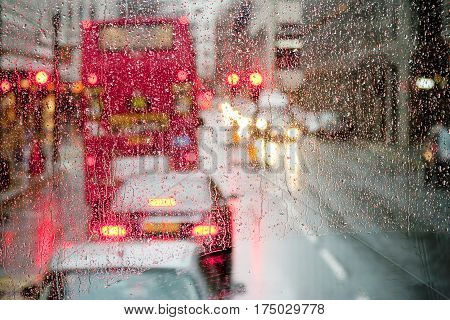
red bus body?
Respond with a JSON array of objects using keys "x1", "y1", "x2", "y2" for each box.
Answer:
[{"x1": 81, "y1": 17, "x2": 200, "y2": 206}]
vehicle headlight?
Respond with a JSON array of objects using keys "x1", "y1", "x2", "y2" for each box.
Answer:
[
  {"x1": 256, "y1": 118, "x2": 268, "y2": 130},
  {"x1": 286, "y1": 127, "x2": 300, "y2": 139},
  {"x1": 237, "y1": 116, "x2": 251, "y2": 128},
  {"x1": 172, "y1": 134, "x2": 191, "y2": 147},
  {"x1": 220, "y1": 102, "x2": 234, "y2": 120}
]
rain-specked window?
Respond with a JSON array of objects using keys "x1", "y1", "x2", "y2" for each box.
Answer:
[{"x1": 0, "y1": 0, "x2": 448, "y2": 305}]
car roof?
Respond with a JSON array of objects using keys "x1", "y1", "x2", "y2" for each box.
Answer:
[
  {"x1": 111, "y1": 171, "x2": 213, "y2": 213},
  {"x1": 50, "y1": 241, "x2": 199, "y2": 271}
]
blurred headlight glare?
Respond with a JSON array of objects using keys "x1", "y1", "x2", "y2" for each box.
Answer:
[
  {"x1": 256, "y1": 118, "x2": 268, "y2": 130},
  {"x1": 237, "y1": 117, "x2": 251, "y2": 128}
]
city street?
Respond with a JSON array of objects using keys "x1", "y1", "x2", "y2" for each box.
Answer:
[{"x1": 1, "y1": 99, "x2": 448, "y2": 299}]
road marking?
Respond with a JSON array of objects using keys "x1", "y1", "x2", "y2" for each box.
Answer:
[{"x1": 319, "y1": 248, "x2": 347, "y2": 281}]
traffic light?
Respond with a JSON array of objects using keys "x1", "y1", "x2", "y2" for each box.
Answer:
[
  {"x1": 226, "y1": 72, "x2": 240, "y2": 97},
  {"x1": 249, "y1": 72, "x2": 263, "y2": 87},
  {"x1": 227, "y1": 73, "x2": 240, "y2": 86},
  {"x1": 35, "y1": 71, "x2": 49, "y2": 85},
  {"x1": 248, "y1": 72, "x2": 263, "y2": 102}
]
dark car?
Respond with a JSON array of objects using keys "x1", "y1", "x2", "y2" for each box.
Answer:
[{"x1": 422, "y1": 124, "x2": 449, "y2": 187}]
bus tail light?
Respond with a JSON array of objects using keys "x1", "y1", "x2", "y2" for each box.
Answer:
[
  {"x1": 192, "y1": 225, "x2": 219, "y2": 237},
  {"x1": 179, "y1": 16, "x2": 189, "y2": 25},
  {"x1": 100, "y1": 225, "x2": 127, "y2": 237},
  {"x1": 197, "y1": 90, "x2": 214, "y2": 110},
  {"x1": 1, "y1": 80, "x2": 11, "y2": 93},
  {"x1": 87, "y1": 73, "x2": 98, "y2": 85},
  {"x1": 81, "y1": 20, "x2": 92, "y2": 29},
  {"x1": 177, "y1": 70, "x2": 189, "y2": 82},
  {"x1": 86, "y1": 155, "x2": 96, "y2": 167}
]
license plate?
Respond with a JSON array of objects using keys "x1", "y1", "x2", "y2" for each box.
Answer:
[{"x1": 142, "y1": 222, "x2": 181, "y2": 233}]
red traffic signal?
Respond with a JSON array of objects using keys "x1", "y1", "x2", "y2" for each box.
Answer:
[
  {"x1": 249, "y1": 72, "x2": 263, "y2": 87},
  {"x1": 35, "y1": 71, "x2": 49, "y2": 85},
  {"x1": 227, "y1": 73, "x2": 240, "y2": 86}
]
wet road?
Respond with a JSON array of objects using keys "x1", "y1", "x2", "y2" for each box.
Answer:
[{"x1": 1, "y1": 99, "x2": 449, "y2": 299}]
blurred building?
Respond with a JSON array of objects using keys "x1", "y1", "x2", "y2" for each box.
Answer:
[
  {"x1": 300, "y1": 0, "x2": 448, "y2": 145},
  {"x1": 215, "y1": 0, "x2": 255, "y2": 87},
  {"x1": 0, "y1": 0, "x2": 54, "y2": 72},
  {"x1": 248, "y1": 0, "x2": 304, "y2": 91},
  {"x1": 215, "y1": 0, "x2": 304, "y2": 93},
  {"x1": 215, "y1": 0, "x2": 448, "y2": 145},
  {"x1": 0, "y1": 0, "x2": 59, "y2": 188}
]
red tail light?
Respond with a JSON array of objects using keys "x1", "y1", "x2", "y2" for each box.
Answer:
[
  {"x1": 179, "y1": 16, "x2": 189, "y2": 25},
  {"x1": 227, "y1": 73, "x2": 240, "y2": 86},
  {"x1": 87, "y1": 73, "x2": 98, "y2": 85},
  {"x1": 177, "y1": 70, "x2": 188, "y2": 81},
  {"x1": 249, "y1": 72, "x2": 263, "y2": 86},
  {"x1": 192, "y1": 225, "x2": 219, "y2": 236},
  {"x1": 100, "y1": 225, "x2": 127, "y2": 237},
  {"x1": 197, "y1": 90, "x2": 214, "y2": 110},
  {"x1": 86, "y1": 155, "x2": 96, "y2": 167},
  {"x1": 35, "y1": 71, "x2": 49, "y2": 85},
  {"x1": 82, "y1": 20, "x2": 92, "y2": 29},
  {"x1": 1, "y1": 80, "x2": 11, "y2": 93}
]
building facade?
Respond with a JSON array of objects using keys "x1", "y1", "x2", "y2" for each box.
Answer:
[
  {"x1": 0, "y1": 0, "x2": 59, "y2": 190},
  {"x1": 300, "y1": 0, "x2": 448, "y2": 145},
  {"x1": 0, "y1": 0, "x2": 55, "y2": 72},
  {"x1": 248, "y1": 0, "x2": 304, "y2": 91}
]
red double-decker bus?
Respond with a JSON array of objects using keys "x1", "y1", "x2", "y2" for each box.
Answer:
[{"x1": 81, "y1": 17, "x2": 202, "y2": 206}]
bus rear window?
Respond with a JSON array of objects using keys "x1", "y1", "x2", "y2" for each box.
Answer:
[{"x1": 99, "y1": 24, "x2": 174, "y2": 51}]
